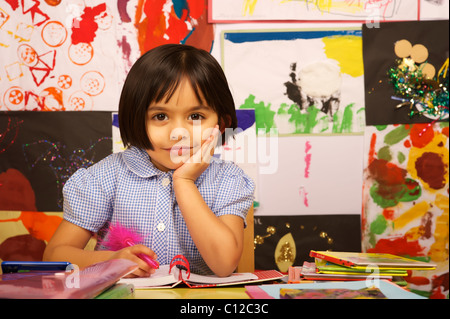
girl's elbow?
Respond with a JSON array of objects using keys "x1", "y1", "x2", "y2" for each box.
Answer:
[
  {"x1": 42, "y1": 249, "x2": 51, "y2": 261},
  {"x1": 42, "y1": 245, "x2": 54, "y2": 261},
  {"x1": 212, "y1": 249, "x2": 242, "y2": 277},
  {"x1": 213, "y1": 264, "x2": 237, "y2": 277}
]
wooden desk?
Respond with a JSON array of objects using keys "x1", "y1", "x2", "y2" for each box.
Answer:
[{"x1": 135, "y1": 287, "x2": 250, "y2": 299}]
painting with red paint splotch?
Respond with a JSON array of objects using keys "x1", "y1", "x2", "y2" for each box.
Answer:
[
  {"x1": 362, "y1": 123, "x2": 449, "y2": 298},
  {"x1": 0, "y1": 211, "x2": 63, "y2": 264},
  {"x1": 0, "y1": 0, "x2": 214, "y2": 112},
  {"x1": 0, "y1": 211, "x2": 97, "y2": 266}
]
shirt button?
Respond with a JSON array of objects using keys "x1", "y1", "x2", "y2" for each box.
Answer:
[
  {"x1": 161, "y1": 177, "x2": 170, "y2": 187},
  {"x1": 157, "y1": 222, "x2": 165, "y2": 232}
]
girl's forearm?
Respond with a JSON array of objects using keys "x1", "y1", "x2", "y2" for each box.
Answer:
[
  {"x1": 43, "y1": 244, "x2": 113, "y2": 269},
  {"x1": 174, "y1": 179, "x2": 243, "y2": 277}
]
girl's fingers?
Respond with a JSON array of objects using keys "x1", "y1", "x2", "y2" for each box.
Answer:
[
  {"x1": 202, "y1": 125, "x2": 219, "y2": 161},
  {"x1": 115, "y1": 245, "x2": 157, "y2": 277}
]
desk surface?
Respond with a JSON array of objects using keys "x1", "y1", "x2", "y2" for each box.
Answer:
[{"x1": 135, "y1": 287, "x2": 250, "y2": 299}]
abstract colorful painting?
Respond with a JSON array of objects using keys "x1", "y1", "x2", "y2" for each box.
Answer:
[
  {"x1": 363, "y1": 20, "x2": 449, "y2": 125},
  {"x1": 209, "y1": 0, "x2": 419, "y2": 22},
  {"x1": 0, "y1": 0, "x2": 213, "y2": 112},
  {"x1": 362, "y1": 123, "x2": 449, "y2": 298},
  {"x1": 0, "y1": 111, "x2": 112, "y2": 212},
  {"x1": 222, "y1": 28, "x2": 365, "y2": 134}
]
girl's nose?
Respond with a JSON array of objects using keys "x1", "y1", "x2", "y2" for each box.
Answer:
[{"x1": 170, "y1": 126, "x2": 189, "y2": 141}]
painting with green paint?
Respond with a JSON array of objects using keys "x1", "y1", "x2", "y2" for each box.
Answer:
[
  {"x1": 222, "y1": 29, "x2": 365, "y2": 134},
  {"x1": 362, "y1": 123, "x2": 449, "y2": 299}
]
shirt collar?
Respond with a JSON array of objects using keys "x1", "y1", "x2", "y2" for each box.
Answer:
[
  {"x1": 123, "y1": 146, "x2": 161, "y2": 178},
  {"x1": 123, "y1": 146, "x2": 221, "y2": 180}
]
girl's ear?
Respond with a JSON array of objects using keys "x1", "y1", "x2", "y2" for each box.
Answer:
[{"x1": 219, "y1": 115, "x2": 232, "y2": 134}]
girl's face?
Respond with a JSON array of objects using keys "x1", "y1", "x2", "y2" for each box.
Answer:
[{"x1": 145, "y1": 78, "x2": 219, "y2": 172}]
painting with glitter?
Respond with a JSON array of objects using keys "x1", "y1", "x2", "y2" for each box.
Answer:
[
  {"x1": 253, "y1": 215, "x2": 361, "y2": 272},
  {"x1": 363, "y1": 20, "x2": 449, "y2": 125},
  {"x1": 0, "y1": 111, "x2": 112, "y2": 212}
]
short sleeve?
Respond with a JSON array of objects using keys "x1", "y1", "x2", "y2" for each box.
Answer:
[
  {"x1": 212, "y1": 164, "x2": 255, "y2": 227},
  {"x1": 63, "y1": 167, "x2": 112, "y2": 232}
]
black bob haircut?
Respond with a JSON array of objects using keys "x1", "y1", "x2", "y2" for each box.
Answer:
[{"x1": 118, "y1": 44, "x2": 238, "y2": 150}]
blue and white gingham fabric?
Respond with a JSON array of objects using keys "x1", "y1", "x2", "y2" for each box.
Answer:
[{"x1": 63, "y1": 146, "x2": 255, "y2": 275}]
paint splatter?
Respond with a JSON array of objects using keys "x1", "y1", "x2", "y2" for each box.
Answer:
[
  {"x1": 429, "y1": 194, "x2": 449, "y2": 262},
  {"x1": 384, "y1": 125, "x2": 411, "y2": 145},
  {"x1": 0, "y1": 169, "x2": 37, "y2": 211},
  {"x1": 369, "y1": 158, "x2": 407, "y2": 186},
  {"x1": 415, "y1": 152, "x2": 447, "y2": 190},
  {"x1": 184, "y1": 1, "x2": 214, "y2": 51},
  {"x1": 368, "y1": 159, "x2": 421, "y2": 208},
  {"x1": 410, "y1": 123, "x2": 435, "y2": 148},
  {"x1": 0, "y1": 212, "x2": 62, "y2": 242},
  {"x1": 239, "y1": 94, "x2": 275, "y2": 133},
  {"x1": 407, "y1": 130, "x2": 449, "y2": 192},
  {"x1": 241, "y1": 94, "x2": 362, "y2": 134},
  {"x1": 135, "y1": 0, "x2": 213, "y2": 54},
  {"x1": 367, "y1": 236, "x2": 426, "y2": 257},
  {"x1": 393, "y1": 201, "x2": 430, "y2": 230},
  {"x1": 299, "y1": 186, "x2": 309, "y2": 207},
  {"x1": 430, "y1": 273, "x2": 449, "y2": 299},
  {"x1": 304, "y1": 141, "x2": 311, "y2": 178},
  {"x1": 382, "y1": 209, "x2": 395, "y2": 220},
  {"x1": 322, "y1": 35, "x2": 364, "y2": 77},
  {"x1": 118, "y1": 0, "x2": 132, "y2": 22},
  {"x1": 370, "y1": 214, "x2": 388, "y2": 235},
  {"x1": 71, "y1": 3, "x2": 107, "y2": 45},
  {"x1": 0, "y1": 234, "x2": 46, "y2": 261}
]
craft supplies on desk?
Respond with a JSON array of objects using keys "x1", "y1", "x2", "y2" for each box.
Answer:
[{"x1": 286, "y1": 250, "x2": 434, "y2": 286}]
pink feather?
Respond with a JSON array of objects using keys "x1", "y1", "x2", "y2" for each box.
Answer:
[
  {"x1": 99, "y1": 221, "x2": 159, "y2": 269},
  {"x1": 100, "y1": 222, "x2": 144, "y2": 251}
]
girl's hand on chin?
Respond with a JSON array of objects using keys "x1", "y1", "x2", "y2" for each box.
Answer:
[{"x1": 173, "y1": 125, "x2": 220, "y2": 183}]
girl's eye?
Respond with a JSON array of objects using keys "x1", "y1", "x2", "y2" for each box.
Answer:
[
  {"x1": 189, "y1": 113, "x2": 204, "y2": 121},
  {"x1": 153, "y1": 114, "x2": 167, "y2": 121}
]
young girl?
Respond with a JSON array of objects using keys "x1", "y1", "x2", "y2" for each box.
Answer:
[{"x1": 44, "y1": 44, "x2": 255, "y2": 277}]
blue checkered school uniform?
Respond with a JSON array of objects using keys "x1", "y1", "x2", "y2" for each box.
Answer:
[{"x1": 63, "y1": 146, "x2": 255, "y2": 275}]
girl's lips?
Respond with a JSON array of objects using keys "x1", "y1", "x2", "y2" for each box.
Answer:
[{"x1": 167, "y1": 145, "x2": 192, "y2": 156}]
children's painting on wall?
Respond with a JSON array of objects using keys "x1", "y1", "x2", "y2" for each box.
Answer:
[
  {"x1": 0, "y1": 111, "x2": 112, "y2": 212},
  {"x1": 256, "y1": 135, "x2": 364, "y2": 216},
  {"x1": 361, "y1": 20, "x2": 449, "y2": 298},
  {"x1": 362, "y1": 123, "x2": 449, "y2": 298},
  {"x1": 0, "y1": 211, "x2": 96, "y2": 267},
  {"x1": 0, "y1": 211, "x2": 63, "y2": 263},
  {"x1": 363, "y1": 20, "x2": 449, "y2": 125},
  {"x1": 254, "y1": 214, "x2": 361, "y2": 273},
  {"x1": 209, "y1": 0, "x2": 419, "y2": 22},
  {"x1": 222, "y1": 28, "x2": 365, "y2": 135},
  {"x1": 0, "y1": 0, "x2": 212, "y2": 112}
]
